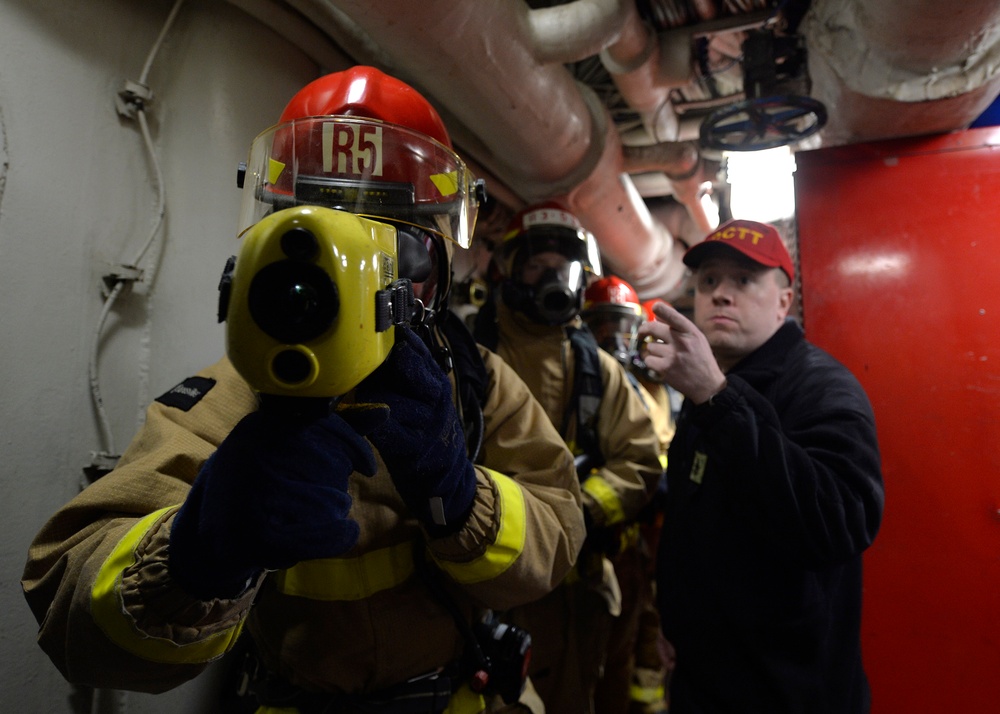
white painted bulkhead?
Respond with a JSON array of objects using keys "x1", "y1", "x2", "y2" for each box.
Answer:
[{"x1": 0, "y1": 0, "x2": 333, "y2": 710}]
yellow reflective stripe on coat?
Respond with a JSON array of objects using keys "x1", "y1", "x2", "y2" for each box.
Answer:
[
  {"x1": 91, "y1": 506, "x2": 245, "y2": 664},
  {"x1": 444, "y1": 683, "x2": 486, "y2": 713},
  {"x1": 629, "y1": 681, "x2": 666, "y2": 703},
  {"x1": 618, "y1": 522, "x2": 641, "y2": 552},
  {"x1": 274, "y1": 544, "x2": 415, "y2": 600},
  {"x1": 581, "y1": 474, "x2": 625, "y2": 526},
  {"x1": 434, "y1": 469, "x2": 526, "y2": 584},
  {"x1": 253, "y1": 686, "x2": 485, "y2": 714},
  {"x1": 274, "y1": 470, "x2": 526, "y2": 600}
]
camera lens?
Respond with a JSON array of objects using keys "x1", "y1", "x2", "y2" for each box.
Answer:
[
  {"x1": 270, "y1": 348, "x2": 314, "y2": 385},
  {"x1": 281, "y1": 227, "x2": 319, "y2": 261},
  {"x1": 248, "y1": 260, "x2": 338, "y2": 343}
]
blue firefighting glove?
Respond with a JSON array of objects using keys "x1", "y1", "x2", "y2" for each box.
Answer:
[
  {"x1": 168, "y1": 406, "x2": 384, "y2": 600},
  {"x1": 355, "y1": 325, "x2": 477, "y2": 536}
]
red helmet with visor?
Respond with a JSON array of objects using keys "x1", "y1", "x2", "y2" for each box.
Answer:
[
  {"x1": 582, "y1": 275, "x2": 643, "y2": 368},
  {"x1": 238, "y1": 66, "x2": 481, "y2": 250}
]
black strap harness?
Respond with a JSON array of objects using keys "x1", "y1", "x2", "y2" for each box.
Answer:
[{"x1": 474, "y1": 299, "x2": 604, "y2": 474}]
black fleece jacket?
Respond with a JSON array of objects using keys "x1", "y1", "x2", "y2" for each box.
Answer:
[{"x1": 658, "y1": 319, "x2": 884, "y2": 714}]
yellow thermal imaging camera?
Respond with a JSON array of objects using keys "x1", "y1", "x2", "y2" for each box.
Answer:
[{"x1": 218, "y1": 205, "x2": 414, "y2": 399}]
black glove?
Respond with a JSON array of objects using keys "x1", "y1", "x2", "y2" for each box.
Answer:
[
  {"x1": 355, "y1": 326, "x2": 477, "y2": 536},
  {"x1": 168, "y1": 407, "x2": 382, "y2": 600}
]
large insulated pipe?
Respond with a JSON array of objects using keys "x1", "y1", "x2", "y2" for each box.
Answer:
[
  {"x1": 303, "y1": 0, "x2": 610, "y2": 197},
  {"x1": 599, "y1": 0, "x2": 693, "y2": 142},
  {"x1": 526, "y1": 0, "x2": 628, "y2": 64},
  {"x1": 297, "y1": 0, "x2": 690, "y2": 297},
  {"x1": 621, "y1": 140, "x2": 715, "y2": 237},
  {"x1": 557, "y1": 109, "x2": 690, "y2": 298},
  {"x1": 853, "y1": 0, "x2": 1000, "y2": 74},
  {"x1": 803, "y1": 0, "x2": 1000, "y2": 145}
]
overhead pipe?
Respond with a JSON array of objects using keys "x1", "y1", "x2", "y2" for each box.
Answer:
[
  {"x1": 599, "y1": 0, "x2": 693, "y2": 142},
  {"x1": 595, "y1": 0, "x2": 722, "y2": 257},
  {"x1": 298, "y1": 0, "x2": 608, "y2": 196},
  {"x1": 803, "y1": 0, "x2": 1000, "y2": 145},
  {"x1": 556, "y1": 105, "x2": 690, "y2": 299},
  {"x1": 849, "y1": 0, "x2": 1000, "y2": 75},
  {"x1": 528, "y1": 0, "x2": 711, "y2": 294},
  {"x1": 598, "y1": 3, "x2": 773, "y2": 143},
  {"x1": 523, "y1": 0, "x2": 704, "y2": 296},
  {"x1": 618, "y1": 140, "x2": 716, "y2": 238},
  {"x1": 526, "y1": 0, "x2": 629, "y2": 64},
  {"x1": 293, "y1": 0, "x2": 692, "y2": 297},
  {"x1": 667, "y1": 170, "x2": 716, "y2": 237},
  {"x1": 622, "y1": 140, "x2": 699, "y2": 174}
]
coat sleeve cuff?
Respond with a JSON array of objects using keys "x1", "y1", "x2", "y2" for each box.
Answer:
[{"x1": 690, "y1": 377, "x2": 743, "y2": 427}]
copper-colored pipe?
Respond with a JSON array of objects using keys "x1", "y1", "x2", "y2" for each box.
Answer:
[
  {"x1": 310, "y1": 0, "x2": 696, "y2": 297},
  {"x1": 690, "y1": 0, "x2": 718, "y2": 21}
]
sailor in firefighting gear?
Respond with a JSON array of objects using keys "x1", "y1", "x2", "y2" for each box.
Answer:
[
  {"x1": 22, "y1": 67, "x2": 585, "y2": 714},
  {"x1": 473, "y1": 203, "x2": 662, "y2": 714},
  {"x1": 581, "y1": 275, "x2": 646, "y2": 374},
  {"x1": 581, "y1": 285, "x2": 678, "y2": 465},
  {"x1": 632, "y1": 299, "x2": 682, "y2": 711},
  {"x1": 633, "y1": 299, "x2": 679, "y2": 457},
  {"x1": 582, "y1": 278, "x2": 672, "y2": 714}
]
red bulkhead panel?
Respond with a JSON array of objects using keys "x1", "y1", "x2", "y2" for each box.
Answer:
[{"x1": 794, "y1": 127, "x2": 1000, "y2": 713}]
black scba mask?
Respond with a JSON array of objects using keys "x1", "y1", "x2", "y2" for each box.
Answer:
[
  {"x1": 598, "y1": 334, "x2": 633, "y2": 369},
  {"x1": 497, "y1": 221, "x2": 598, "y2": 327},
  {"x1": 630, "y1": 348, "x2": 662, "y2": 384},
  {"x1": 527, "y1": 267, "x2": 582, "y2": 325},
  {"x1": 502, "y1": 266, "x2": 585, "y2": 326},
  {"x1": 583, "y1": 311, "x2": 642, "y2": 369},
  {"x1": 396, "y1": 224, "x2": 433, "y2": 285}
]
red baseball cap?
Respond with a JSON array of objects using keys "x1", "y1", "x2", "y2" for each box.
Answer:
[{"x1": 683, "y1": 219, "x2": 795, "y2": 283}]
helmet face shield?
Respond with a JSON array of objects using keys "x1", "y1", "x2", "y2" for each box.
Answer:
[
  {"x1": 500, "y1": 248, "x2": 589, "y2": 326},
  {"x1": 239, "y1": 116, "x2": 479, "y2": 248},
  {"x1": 583, "y1": 310, "x2": 642, "y2": 367},
  {"x1": 515, "y1": 250, "x2": 584, "y2": 289},
  {"x1": 498, "y1": 224, "x2": 602, "y2": 281},
  {"x1": 496, "y1": 204, "x2": 604, "y2": 326}
]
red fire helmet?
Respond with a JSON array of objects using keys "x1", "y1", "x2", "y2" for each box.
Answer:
[
  {"x1": 237, "y1": 66, "x2": 480, "y2": 248},
  {"x1": 641, "y1": 298, "x2": 668, "y2": 323},
  {"x1": 583, "y1": 275, "x2": 642, "y2": 317}
]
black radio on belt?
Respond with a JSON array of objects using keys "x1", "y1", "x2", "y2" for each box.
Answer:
[{"x1": 470, "y1": 611, "x2": 533, "y2": 704}]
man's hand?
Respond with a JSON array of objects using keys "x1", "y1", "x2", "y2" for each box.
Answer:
[
  {"x1": 355, "y1": 326, "x2": 477, "y2": 536},
  {"x1": 636, "y1": 302, "x2": 727, "y2": 404},
  {"x1": 168, "y1": 408, "x2": 379, "y2": 600}
]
